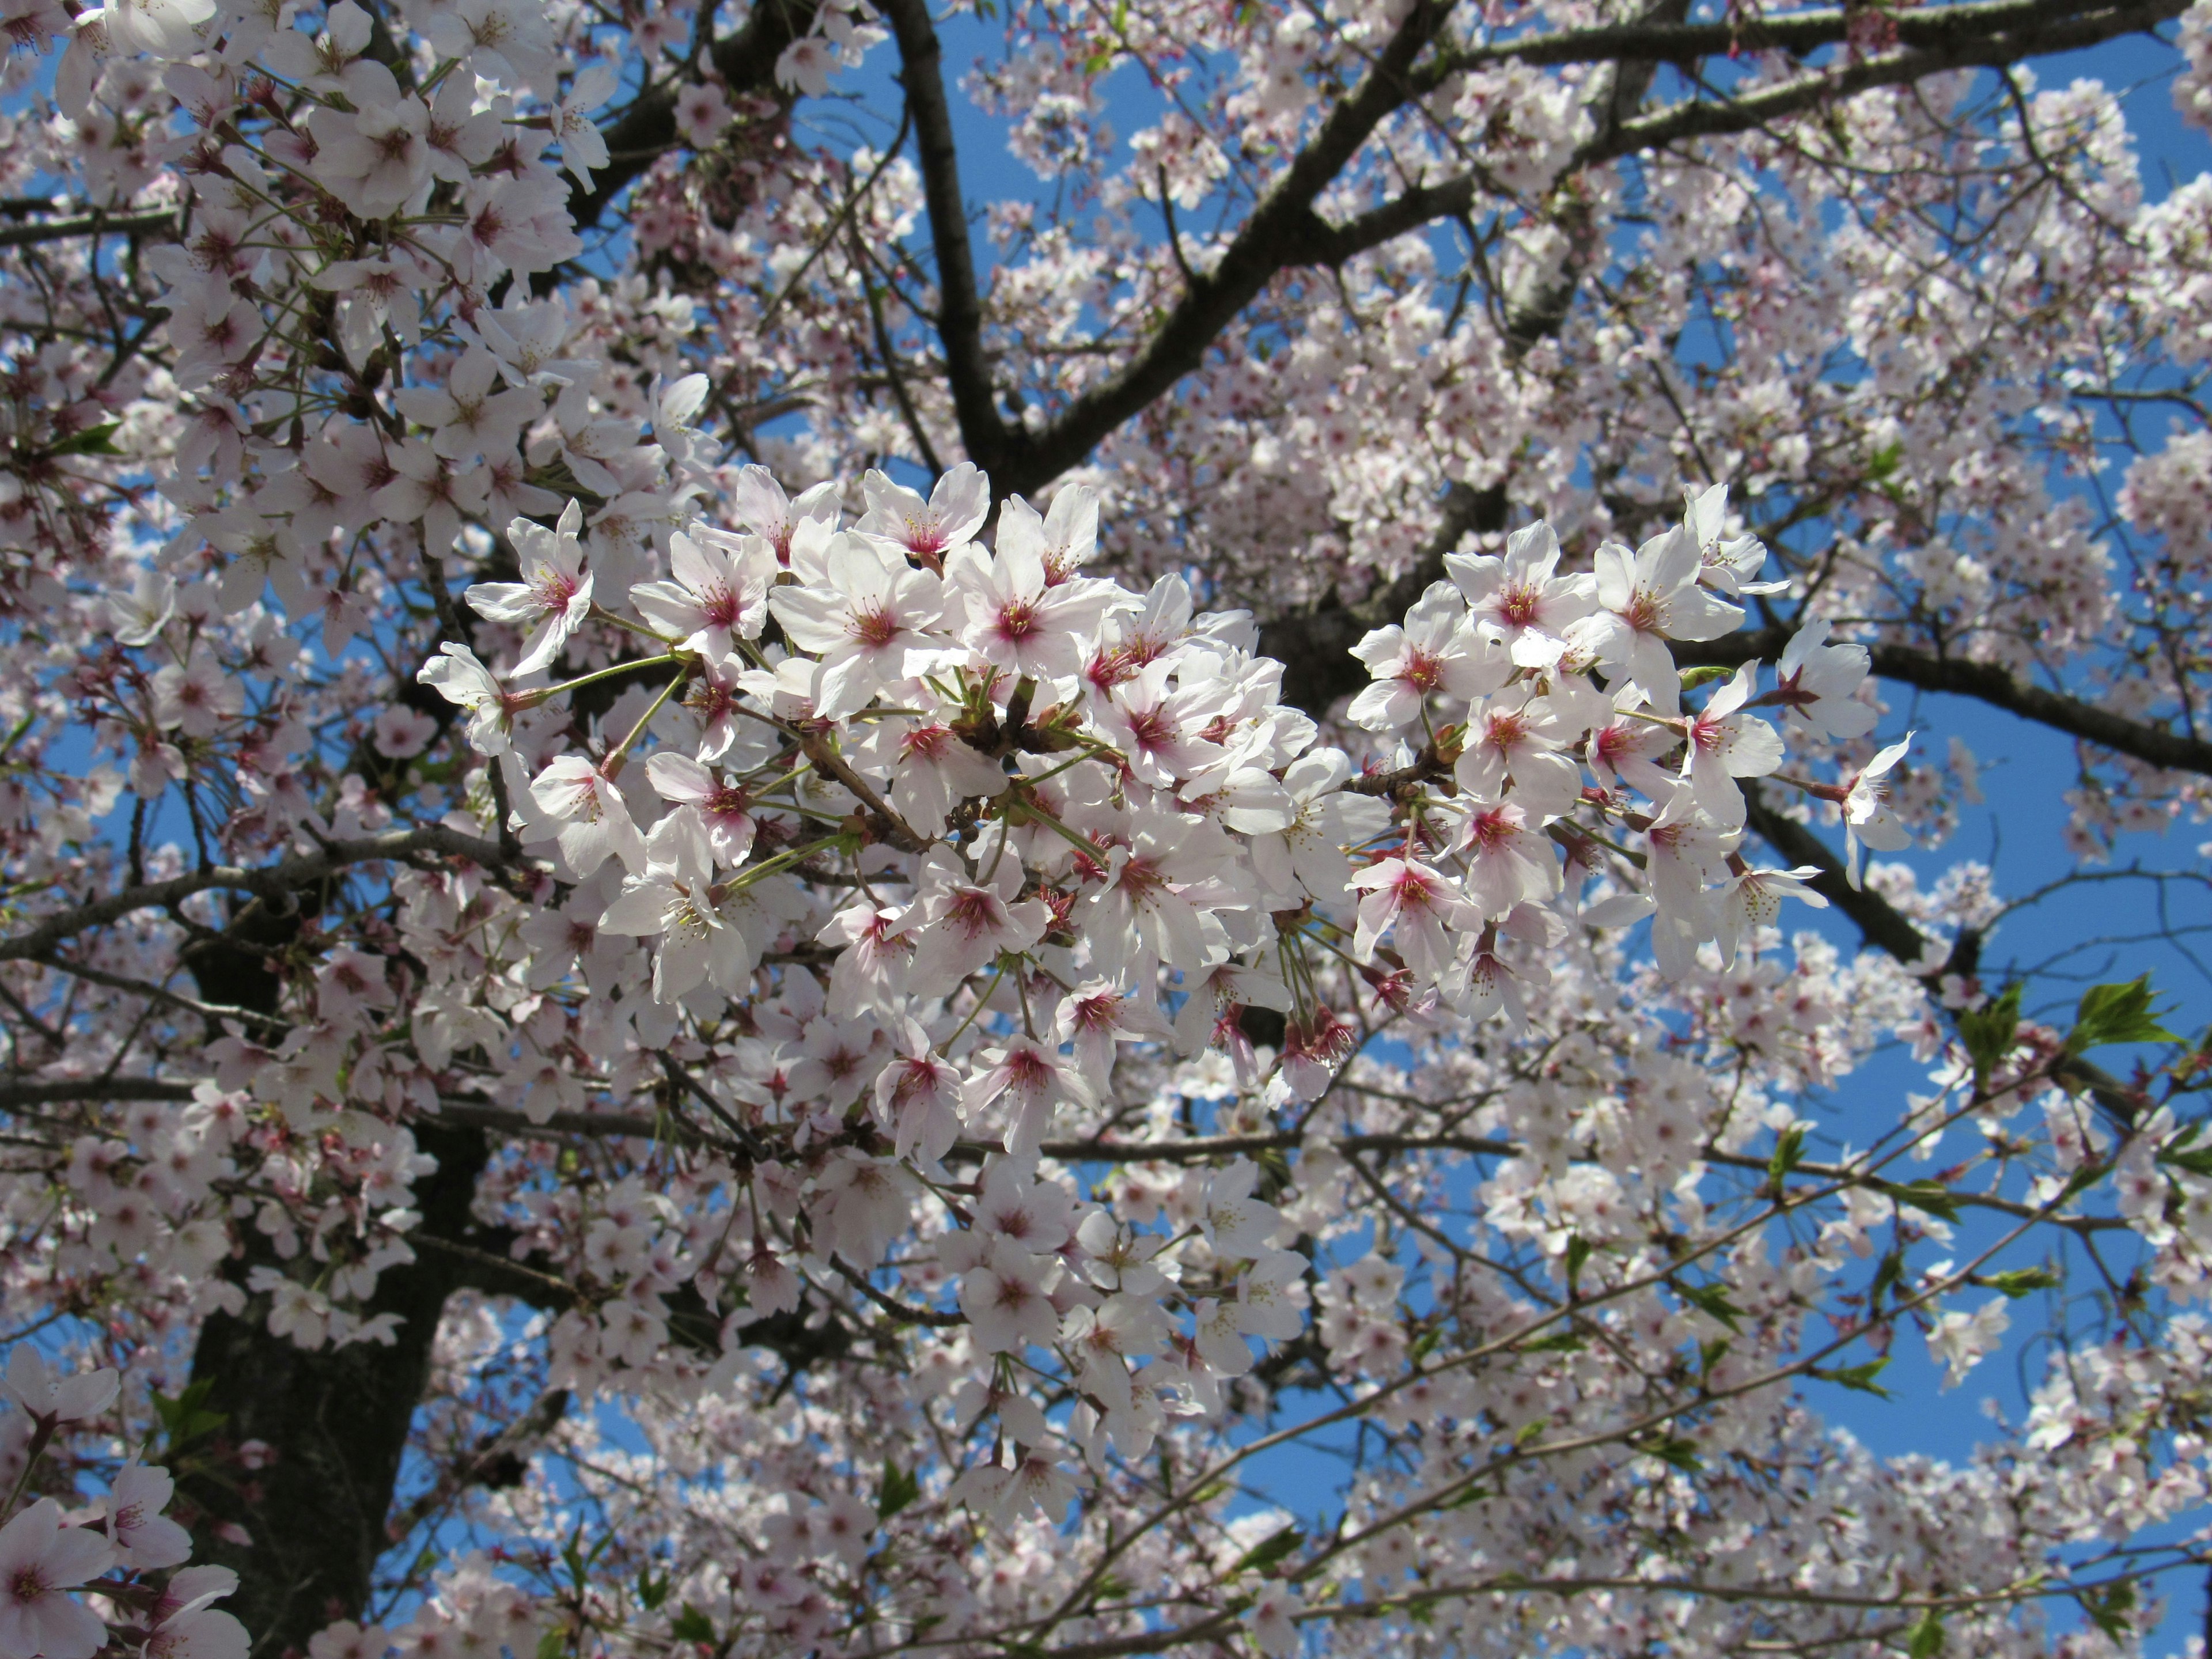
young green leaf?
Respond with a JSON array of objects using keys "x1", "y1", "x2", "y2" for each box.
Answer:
[
  {"x1": 2067, "y1": 975, "x2": 2178, "y2": 1054},
  {"x1": 1956, "y1": 984, "x2": 2022, "y2": 1092},
  {"x1": 1675, "y1": 1281, "x2": 1745, "y2": 1333},
  {"x1": 1232, "y1": 1526, "x2": 1305, "y2": 1577},
  {"x1": 1809, "y1": 1358, "x2": 1892, "y2": 1398},
  {"x1": 1972, "y1": 1268, "x2": 2059, "y2": 1299},
  {"x1": 877, "y1": 1459, "x2": 921, "y2": 1521},
  {"x1": 1874, "y1": 1179, "x2": 1962, "y2": 1224}
]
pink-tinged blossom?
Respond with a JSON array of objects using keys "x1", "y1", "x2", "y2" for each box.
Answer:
[
  {"x1": 108, "y1": 1464, "x2": 192, "y2": 1570},
  {"x1": 1448, "y1": 520, "x2": 1597, "y2": 668},
  {"x1": 855, "y1": 464, "x2": 989, "y2": 570},
  {"x1": 1, "y1": 1352, "x2": 118, "y2": 1425},
  {"x1": 1683, "y1": 484, "x2": 1787, "y2": 597},
  {"x1": 416, "y1": 643, "x2": 527, "y2": 756},
  {"x1": 392, "y1": 346, "x2": 539, "y2": 464},
  {"x1": 912, "y1": 847, "x2": 1049, "y2": 982},
  {"x1": 1773, "y1": 617, "x2": 1880, "y2": 739},
  {"x1": 0, "y1": 1499, "x2": 115, "y2": 1659},
  {"x1": 946, "y1": 494, "x2": 1130, "y2": 683},
  {"x1": 872, "y1": 1018, "x2": 964, "y2": 1166},
  {"x1": 1843, "y1": 734, "x2": 1916, "y2": 889},
  {"x1": 1346, "y1": 585, "x2": 1509, "y2": 731},
  {"x1": 1643, "y1": 785, "x2": 1737, "y2": 977},
  {"x1": 963, "y1": 1035, "x2": 1093, "y2": 1157},
  {"x1": 1086, "y1": 810, "x2": 1245, "y2": 983},
  {"x1": 1249, "y1": 749, "x2": 1393, "y2": 907},
  {"x1": 630, "y1": 527, "x2": 770, "y2": 661},
  {"x1": 850, "y1": 717, "x2": 1006, "y2": 838},
  {"x1": 1349, "y1": 856, "x2": 1480, "y2": 980},
  {"x1": 1715, "y1": 865, "x2": 1829, "y2": 967},
  {"x1": 1249, "y1": 1583, "x2": 1305, "y2": 1658},
  {"x1": 1456, "y1": 802, "x2": 1563, "y2": 918},
  {"x1": 1456, "y1": 685, "x2": 1581, "y2": 815},
  {"x1": 530, "y1": 754, "x2": 648, "y2": 878},
  {"x1": 643, "y1": 751, "x2": 757, "y2": 867},
  {"x1": 371, "y1": 706, "x2": 437, "y2": 759},
  {"x1": 957, "y1": 1236, "x2": 1063, "y2": 1353},
  {"x1": 768, "y1": 532, "x2": 944, "y2": 717},
  {"x1": 1678, "y1": 661, "x2": 1784, "y2": 828},
  {"x1": 151, "y1": 652, "x2": 244, "y2": 737},
  {"x1": 1585, "y1": 687, "x2": 1682, "y2": 799},
  {"x1": 1571, "y1": 526, "x2": 1744, "y2": 713},
  {"x1": 730, "y1": 465, "x2": 841, "y2": 568},
  {"x1": 1056, "y1": 980, "x2": 1175, "y2": 1086},
  {"x1": 1092, "y1": 658, "x2": 1230, "y2": 789},
  {"x1": 466, "y1": 501, "x2": 594, "y2": 675}
]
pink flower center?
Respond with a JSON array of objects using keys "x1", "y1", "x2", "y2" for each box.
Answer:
[
  {"x1": 945, "y1": 888, "x2": 1002, "y2": 938},
  {"x1": 1496, "y1": 584, "x2": 1542, "y2": 628},
  {"x1": 849, "y1": 607, "x2": 900, "y2": 649}
]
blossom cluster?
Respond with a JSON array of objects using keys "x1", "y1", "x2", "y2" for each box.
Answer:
[{"x1": 0, "y1": 1353, "x2": 243, "y2": 1659}]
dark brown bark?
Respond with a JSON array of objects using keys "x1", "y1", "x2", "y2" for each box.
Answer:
[{"x1": 179, "y1": 1122, "x2": 498, "y2": 1659}]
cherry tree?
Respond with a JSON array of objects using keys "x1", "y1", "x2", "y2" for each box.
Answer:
[{"x1": 0, "y1": 0, "x2": 2211, "y2": 1650}]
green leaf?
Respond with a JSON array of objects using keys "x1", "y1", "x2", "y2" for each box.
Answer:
[
  {"x1": 1640, "y1": 1434, "x2": 1703, "y2": 1472},
  {"x1": 1974, "y1": 1268, "x2": 2059, "y2": 1299},
  {"x1": 150, "y1": 1379, "x2": 226, "y2": 1449},
  {"x1": 1768, "y1": 1124, "x2": 1806, "y2": 1185},
  {"x1": 1081, "y1": 48, "x2": 1111, "y2": 73},
  {"x1": 636, "y1": 1568, "x2": 669, "y2": 1611},
  {"x1": 46, "y1": 422, "x2": 122, "y2": 459},
  {"x1": 2077, "y1": 1581, "x2": 2136, "y2": 1641},
  {"x1": 1517, "y1": 1331, "x2": 1585, "y2": 1354},
  {"x1": 1677, "y1": 664, "x2": 1733, "y2": 691},
  {"x1": 2160, "y1": 1143, "x2": 2212, "y2": 1177},
  {"x1": 1956, "y1": 983, "x2": 2022, "y2": 1091},
  {"x1": 1866, "y1": 442, "x2": 1905, "y2": 482},
  {"x1": 1232, "y1": 1526, "x2": 1305, "y2": 1577},
  {"x1": 669, "y1": 1606, "x2": 715, "y2": 1645},
  {"x1": 1809, "y1": 1358, "x2": 1892, "y2": 1399},
  {"x1": 2068, "y1": 975, "x2": 2179, "y2": 1054},
  {"x1": 1563, "y1": 1234, "x2": 1592, "y2": 1296},
  {"x1": 535, "y1": 1631, "x2": 566, "y2": 1659},
  {"x1": 1675, "y1": 1280, "x2": 1744, "y2": 1334},
  {"x1": 1874, "y1": 1179, "x2": 1962, "y2": 1224},
  {"x1": 1904, "y1": 1607, "x2": 1945, "y2": 1658},
  {"x1": 877, "y1": 1459, "x2": 920, "y2": 1521}
]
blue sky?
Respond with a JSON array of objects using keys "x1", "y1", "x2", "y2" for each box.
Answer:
[{"x1": 783, "y1": 9, "x2": 2212, "y2": 1647}]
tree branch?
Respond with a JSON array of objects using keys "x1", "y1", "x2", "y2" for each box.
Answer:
[
  {"x1": 1681, "y1": 627, "x2": 2212, "y2": 777},
  {"x1": 989, "y1": 0, "x2": 1465, "y2": 498},
  {"x1": 565, "y1": 0, "x2": 823, "y2": 236},
  {"x1": 0, "y1": 1076, "x2": 196, "y2": 1109},
  {"x1": 0, "y1": 208, "x2": 180, "y2": 250},
  {"x1": 878, "y1": 0, "x2": 1012, "y2": 474},
  {"x1": 1421, "y1": 0, "x2": 2150, "y2": 75},
  {"x1": 0, "y1": 824, "x2": 523, "y2": 963}
]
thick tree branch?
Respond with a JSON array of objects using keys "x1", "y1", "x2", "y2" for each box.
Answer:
[
  {"x1": 566, "y1": 0, "x2": 822, "y2": 235},
  {"x1": 1681, "y1": 627, "x2": 2212, "y2": 777},
  {"x1": 1422, "y1": 0, "x2": 2153, "y2": 74},
  {"x1": 877, "y1": 0, "x2": 1010, "y2": 474},
  {"x1": 0, "y1": 1076, "x2": 196, "y2": 1109},
  {"x1": 0, "y1": 824, "x2": 521, "y2": 963},
  {"x1": 946, "y1": 0, "x2": 1465, "y2": 498},
  {"x1": 0, "y1": 208, "x2": 180, "y2": 249}
]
